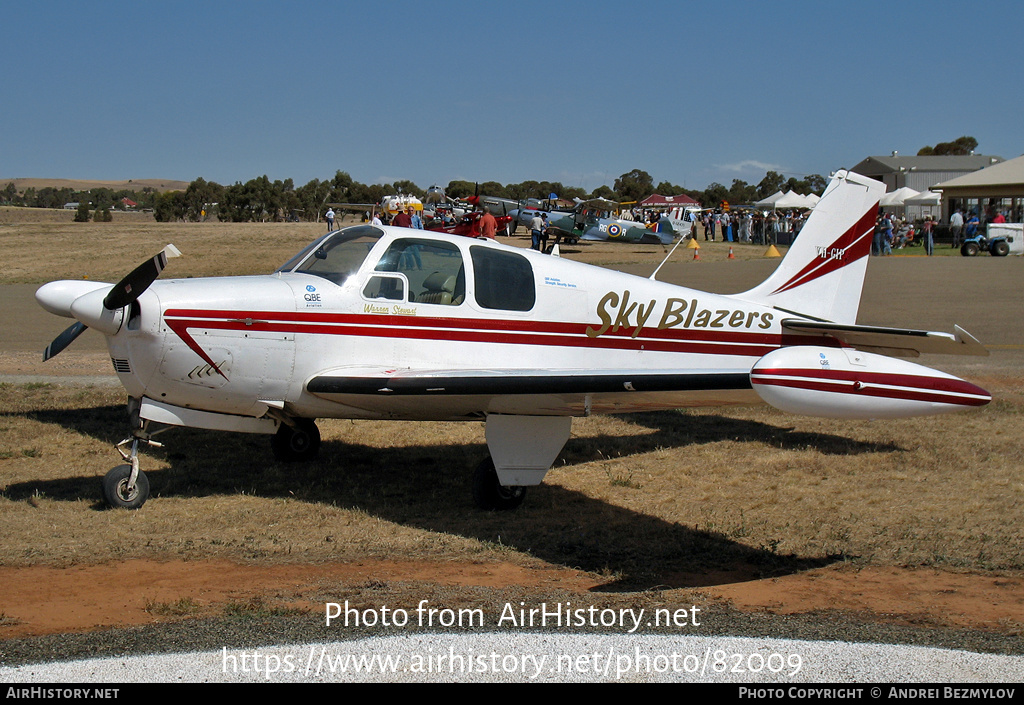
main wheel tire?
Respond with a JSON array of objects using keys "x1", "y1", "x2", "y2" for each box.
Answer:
[
  {"x1": 992, "y1": 240, "x2": 1010, "y2": 257},
  {"x1": 271, "y1": 419, "x2": 321, "y2": 462},
  {"x1": 961, "y1": 242, "x2": 979, "y2": 256},
  {"x1": 102, "y1": 464, "x2": 150, "y2": 509},
  {"x1": 472, "y1": 457, "x2": 526, "y2": 511}
]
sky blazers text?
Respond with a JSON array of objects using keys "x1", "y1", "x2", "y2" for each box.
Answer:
[{"x1": 587, "y1": 291, "x2": 774, "y2": 339}]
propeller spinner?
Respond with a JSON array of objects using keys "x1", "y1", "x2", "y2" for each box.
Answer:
[{"x1": 36, "y1": 244, "x2": 181, "y2": 361}]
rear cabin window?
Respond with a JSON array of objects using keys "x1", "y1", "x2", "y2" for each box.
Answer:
[{"x1": 470, "y1": 247, "x2": 535, "y2": 311}]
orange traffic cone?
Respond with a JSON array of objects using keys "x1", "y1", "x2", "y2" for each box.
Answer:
[
  {"x1": 693, "y1": 247, "x2": 701, "y2": 261},
  {"x1": 728, "y1": 247, "x2": 735, "y2": 259}
]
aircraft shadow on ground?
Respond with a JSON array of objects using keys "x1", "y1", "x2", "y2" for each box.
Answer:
[
  {"x1": 611, "y1": 410, "x2": 904, "y2": 456},
  {"x1": 3, "y1": 403, "x2": 898, "y2": 590}
]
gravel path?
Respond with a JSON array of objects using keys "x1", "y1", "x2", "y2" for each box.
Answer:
[{"x1": 2, "y1": 634, "x2": 1023, "y2": 683}]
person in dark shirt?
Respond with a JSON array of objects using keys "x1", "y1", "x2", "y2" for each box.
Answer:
[{"x1": 392, "y1": 207, "x2": 414, "y2": 228}]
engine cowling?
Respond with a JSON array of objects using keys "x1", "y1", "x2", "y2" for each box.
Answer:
[{"x1": 750, "y1": 346, "x2": 990, "y2": 419}]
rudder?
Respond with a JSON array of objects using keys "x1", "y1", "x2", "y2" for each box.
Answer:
[{"x1": 733, "y1": 170, "x2": 884, "y2": 324}]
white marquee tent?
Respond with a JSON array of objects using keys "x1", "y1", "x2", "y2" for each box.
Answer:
[
  {"x1": 879, "y1": 186, "x2": 921, "y2": 207},
  {"x1": 754, "y1": 190, "x2": 814, "y2": 210},
  {"x1": 753, "y1": 190, "x2": 785, "y2": 209},
  {"x1": 903, "y1": 189, "x2": 941, "y2": 219},
  {"x1": 904, "y1": 190, "x2": 941, "y2": 205}
]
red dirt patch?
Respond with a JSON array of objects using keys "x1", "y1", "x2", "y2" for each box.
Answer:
[
  {"x1": 702, "y1": 566, "x2": 1024, "y2": 631},
  {"x1": 0, "y1": 560, "x2": 601, "y2": 638},
  {"x1": 1, "y1": 560, "x2": 1020, "y2": 639}
]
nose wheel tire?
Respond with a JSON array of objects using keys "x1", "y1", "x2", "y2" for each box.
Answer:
[
  {"x1": 472, "y1": 457, "x2": 526, "y2": 511},
  {"x1": 102, "y1": 464, "x2": 150, "y2": 509},
  {"x1": 271, "y1": 419, "x2": 321, "y2": 462}
]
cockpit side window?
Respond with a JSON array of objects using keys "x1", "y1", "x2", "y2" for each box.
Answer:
[
  {"x1": 375, "y1": 238, "x2": 465, "y2": 306},
  {"x1": 362, "y1": 274, "x2": 407, "y2": 302},
  {"x1": 470, "y1": 246, "x2": 535, "y2": 311},
  {"x1": 286, "y1": 226, "x2": 384, "y2": 285}
]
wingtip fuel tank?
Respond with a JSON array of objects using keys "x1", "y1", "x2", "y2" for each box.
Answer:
[{"x1": 750, "y1": 346, "x2": 991, "y2": 419}]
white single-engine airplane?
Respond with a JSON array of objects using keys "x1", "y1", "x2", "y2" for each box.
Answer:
[{"x1": 36, "y1": 171, "x2": 990, "y2": 510}]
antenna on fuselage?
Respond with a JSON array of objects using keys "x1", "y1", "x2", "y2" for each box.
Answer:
[{"x1": 649, "y1": 235, "x2": 687, "y2": 281}]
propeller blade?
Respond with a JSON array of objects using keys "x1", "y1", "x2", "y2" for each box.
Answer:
[
  {"x1": 103, "y1": 244, "x2": 181, "y2": 310},
  {"x1": 43, "y1": 321, "x2": 87, "y2": 361}
]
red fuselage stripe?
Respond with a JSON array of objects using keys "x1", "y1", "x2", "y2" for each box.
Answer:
[
  {"x1": 751, "y1": 367, "x2": 990, "y2": 406},
  {"x1": 162, "y1": 309, "x2": 798, "y2": 357}
]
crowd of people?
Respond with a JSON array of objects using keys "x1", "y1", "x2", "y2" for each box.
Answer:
[
  {"x1": 685, "y1": 209, "x2": 810, "y2": 245},
  {"x1": 616, "y1": 206, "x2": 814, "y2": 245},
  {"x1": 873, "y1": 205, "x2": 1018, "y2": 256},
  {"x1": 872, "y1": 213, "x2": 934, "y2": 256},
  {"x1": 337, "y1": 200, "x2": 1018, "y2": 258},
  {"x1": 947, "y1": 205, "x2": 1019, "y2": 247}
]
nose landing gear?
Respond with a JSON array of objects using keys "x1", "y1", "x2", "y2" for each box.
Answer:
[{"x1": 103, "y1": 435, "x2": 162, "y2": 509}]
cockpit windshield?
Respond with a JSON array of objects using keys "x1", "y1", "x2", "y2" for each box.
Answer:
[{"x1": 276, "y1": 225, "x2": 384, "y2": 284}]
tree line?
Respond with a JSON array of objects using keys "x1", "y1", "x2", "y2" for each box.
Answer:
[
  {"x1": 2, "y1": 169, "x2": 828, "y2": 223},
  {"x1": 1, "y1": 182, "x2": 162, "y2": 211},
  {"x1": 156, "y1": 169, "x2": 829, "y2": 222}
]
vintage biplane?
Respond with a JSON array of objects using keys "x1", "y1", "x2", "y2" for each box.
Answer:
[{"x1": 36, "y1": 170, "x2": 989, "y2": 510}]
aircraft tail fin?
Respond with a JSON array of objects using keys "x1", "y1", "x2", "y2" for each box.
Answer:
[{"x1": 734, "y1": 170, "x2": 883, "y2": 324}]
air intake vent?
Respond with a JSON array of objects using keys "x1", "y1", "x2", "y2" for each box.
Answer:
[{"x1": 111, "y1": 358, "x2": 132, "y2": 374}]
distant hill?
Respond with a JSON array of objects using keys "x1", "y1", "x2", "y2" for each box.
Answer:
[{"x1": 1, "y1": 178, "x2": 190, "y2": 193}]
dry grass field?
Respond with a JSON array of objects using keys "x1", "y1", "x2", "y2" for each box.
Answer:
[{"x1": 1, "y1": 210, "x2": 1022, "y2": 659}]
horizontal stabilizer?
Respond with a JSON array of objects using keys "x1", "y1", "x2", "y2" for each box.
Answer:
[{"x1": 782, "y1": 320, "x2": 989, "y2": 357}]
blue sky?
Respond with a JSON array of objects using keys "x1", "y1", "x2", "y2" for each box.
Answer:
[{"x1": 3, "y1": 0, "x2": 1022, "y2": 193}]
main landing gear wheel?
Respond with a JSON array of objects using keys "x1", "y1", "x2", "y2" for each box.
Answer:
[
  {"x1": 271, "y1": 418, "x2": 321, "y2": 462},
  {"x1": 472, "y1": 457, "x2": 526, "y2": 511},
  {"x1": 102, "y1": 464, "x2": 150, "y2": 510}
]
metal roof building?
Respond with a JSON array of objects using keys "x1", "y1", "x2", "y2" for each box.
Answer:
[{"x1": 850, "y1": 154, "x2": 1004, "y2": 193}]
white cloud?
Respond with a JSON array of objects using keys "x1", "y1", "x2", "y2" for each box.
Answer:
[{"x1": 715, "y1": 160, "x2": 785, "y2": 174}]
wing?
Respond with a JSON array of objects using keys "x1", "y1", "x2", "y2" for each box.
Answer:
[
  {"x1": 306, "y1": 366, "x2": 757, "y2": 418},
  {"x1": 308, "y1": 366, "x2": 751, "y2": 395},
  {"x1": 327, "y1": 202, "x2": 379, "y2": 211},
  {"x1": 782, "y1": 320, "x2": 989, "y2": 358}
]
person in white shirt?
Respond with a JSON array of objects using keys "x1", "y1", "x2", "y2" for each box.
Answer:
[
  {"x1": 530, "y1": 212, "x2": 545, "y2": 250},
  {"x1": 949, "y1": 208, "x2": 964, "y2": 248}
]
